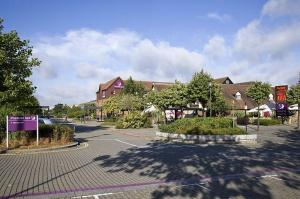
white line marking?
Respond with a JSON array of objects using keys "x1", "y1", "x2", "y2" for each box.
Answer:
[
  {"x1": 88, "y1": 138, "x2": 149, "y2": 148},
  {"x1": 261, "y1": 174, "x2": 283, "y2": 181},
  {"x1": 72, "y1": 192, "x2": 122, "y2": 198},
  {"x1": 114, "y1": 139, "x2": 139, "y2": 147},
  {"x1": 173, "y1": 183, "x2": 211, "y2": 191}
]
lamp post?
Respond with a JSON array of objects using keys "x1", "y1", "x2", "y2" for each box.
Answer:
[
  {"x1": 209, "y1": 82, "x2": 212, "y2": 117},
  {"x1": 244, "y1": 103, "x2": 248, "y2": 132}
]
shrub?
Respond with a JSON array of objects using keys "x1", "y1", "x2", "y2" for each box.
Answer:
[
  {"x1": 116, "y1": 112, "x2": 152, "y2": 129},
  {"x1": 159, "y1": 117, "x2": 246, "y2": 135},
  {"x1": 253, "y1": 118, "x2": 281, "y2": 126},
  {"x1": 237, "y1": 117, "x2": 249, "y2": 125}
]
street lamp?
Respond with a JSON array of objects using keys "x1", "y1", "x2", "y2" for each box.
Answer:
[{"x1": 209, "y1": 82, "x2": 212, "y2": 117}]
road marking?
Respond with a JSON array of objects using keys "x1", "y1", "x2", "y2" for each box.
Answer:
[
  {"x1": 261, "y1": 174, "x2": 282, "y2": 181},
  {"x1": 88, "y1": 138, "x2": 149, "y2": 148},
  {"x1": 173, "y1": 183, "x2": 211, "y2": 191},
  {"x1": 72, "y1": 192, "x2": 123, "y2": 198}
]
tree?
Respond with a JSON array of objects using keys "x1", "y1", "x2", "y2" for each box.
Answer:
[
  {"x1": 119, "y1": 94, "x2": 145, "y2": 112},
  {"x1": 147, "y1": 81, "x2": 188, "y2": 122},
  {"x1": 103, "y1": 95, "x2": 121, "y2": 116},
  {"x1": 123, "y1": 76, "x2": 146, "y2": 96},
  {"x1": 246, "y1": 81, "x2": 271, "y2": 131},
  {"x1": 52, "y1": 104, "x2": 69, "y2": 117},
  {"x1": 0, "y1": 18, "x2": 40, "y2": 109},
  {"x1": 287, "y1": 84, "x2": 300, "y2": 128},
  {"x1": 187, "y1": 70, "x2": 222, "y2": 115},
  {"x1": 211, "y1": 96, "x2": 230, "y2": 116}
]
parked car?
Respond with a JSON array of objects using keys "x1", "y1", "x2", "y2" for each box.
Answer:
[{"x1": 38, "y1": 118, "x2": 53, "y2": 125}]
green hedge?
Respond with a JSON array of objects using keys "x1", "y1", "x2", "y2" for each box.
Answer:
[
  {"x1": 159, "y1": 117, "x2": 246, "y2": 135},
  {"x1": 116, "y1": 112, "x2": 152, "y2": 129},
  {"x1": 253, "y1": 119, "x2": 281, "y2": 126}
]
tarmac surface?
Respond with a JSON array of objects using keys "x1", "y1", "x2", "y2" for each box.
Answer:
[{"x1": 0, "y1": 122, "x2": 299, "y2": 199}]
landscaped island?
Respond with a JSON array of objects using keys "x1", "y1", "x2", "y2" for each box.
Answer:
[{"x1": 159, "y1": 117, "x2": 246, "y2": 135}]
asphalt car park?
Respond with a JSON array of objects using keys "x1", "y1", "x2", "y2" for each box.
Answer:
[{"x1": 0, "y1": 123, "x2": 299, "y2": 199}]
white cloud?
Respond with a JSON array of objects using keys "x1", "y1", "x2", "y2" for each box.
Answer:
[
  {"x1": 203, "y1": 35, "x2": 228, "y2": 59},
  {"x1": 32, "y1": 29, "x2": 206, "y2": 106},
  {"x1": 206, "y1": 12, "x2": 231, "y2": 22},
  {"x1": 234, "y1": 20, "x2": 300, "y2": 63},
  {"x1": 262, "y1": 0, "x2": 300, "y2": 17}
]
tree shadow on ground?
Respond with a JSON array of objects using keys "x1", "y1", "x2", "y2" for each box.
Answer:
[{"x1": 95, "y1": 128, "x2": 300, "y2": 199}]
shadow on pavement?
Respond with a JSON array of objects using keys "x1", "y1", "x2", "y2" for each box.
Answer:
[{"x1": 95, "y1": 127, "x2": 300, "y2": 199}]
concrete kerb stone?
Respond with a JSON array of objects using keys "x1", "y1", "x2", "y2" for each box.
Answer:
[{"x1": 156, "y1": 131, "x2": 257, "y2": 144}]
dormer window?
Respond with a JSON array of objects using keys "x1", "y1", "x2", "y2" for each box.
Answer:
[
  {"x1": 102, "y1": 90, "x2": 106, "y2": 98},
  {"x1": 225, "y1": 79, "x2": 230, "y2": 84},
  {"x1": 235, "y1": 92, "x2": 241, "y2": 100},
  {"x1": 152, "y1": 83, "x2": 156, "y2": 91},
  {"x1": 269, "y1": 93, "x2": 274, "y2": 101}
]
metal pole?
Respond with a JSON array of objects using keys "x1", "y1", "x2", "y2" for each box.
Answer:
[
  {"x1": 209, "y1": 84, "x2": 212, "y2": 117},
  {"x1": 245, "y1": 109, "x2": 247, "y2": 132},
  {"x1": 6, "y1": 116, "x2": 8, "y2": 149},
  {"x1": 297, "y1": 103, "x2": 299, "y2": 129},
  {"x1": 36, "y1": 115, "x2": 39, "y2": 146}
]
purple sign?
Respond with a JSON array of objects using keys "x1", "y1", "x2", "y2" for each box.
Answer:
[
  {"x1": 114, "y1": 79, "x2": 124, "y2": 89},
  {"x1": 276, "y1": 103, "x2": 288, "y2": 117},
  {"x1": 8, "y1": 116, "x2": 37, "y2": 132}
]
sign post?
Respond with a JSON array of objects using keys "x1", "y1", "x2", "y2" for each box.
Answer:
[
  {"x1": 36, "y1": 115, "x2": 39, "y2": 146},
  {"x1": 6, "y1": 115, "x2": 38, "y2": 149},
  {"x1": 275, "y1": 85, "x2": 288, "y2": 122}
]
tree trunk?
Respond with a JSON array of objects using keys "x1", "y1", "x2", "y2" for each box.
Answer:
[{"x1": 175, "y1": 109, "x2": 177, "y2": 120}]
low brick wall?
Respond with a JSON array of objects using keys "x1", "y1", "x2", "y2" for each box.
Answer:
[{"x1": 156, "y1": 131, "x2": 257, "y2": 144}]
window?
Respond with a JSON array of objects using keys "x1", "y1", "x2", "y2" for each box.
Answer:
[
  {"x1": 225, "y1": 79, "x2": 230, "y2": 84},
  {"x1": 102, "y1": 90, "x2": 106, "y2": 98}
]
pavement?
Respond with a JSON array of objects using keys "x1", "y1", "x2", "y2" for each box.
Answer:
[{"x1": 0, "y1": 122, "x2": 299, "y2": 199}]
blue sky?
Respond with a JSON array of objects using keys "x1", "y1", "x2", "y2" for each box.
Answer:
[{"x1": 1, "y1": 0, "x2": 300, "y2": 106}]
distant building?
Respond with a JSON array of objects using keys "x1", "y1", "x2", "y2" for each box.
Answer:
[{"x1": 96, "y1": 76, "x2": 274, "y2": 116}]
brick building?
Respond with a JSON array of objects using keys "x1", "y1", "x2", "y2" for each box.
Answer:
[{"x1": 96, "y1": 76, "x2": 274, "y2": 116}]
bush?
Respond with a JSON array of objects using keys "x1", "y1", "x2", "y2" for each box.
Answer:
[
  {"x1": 116, "y1": 112, "x2": 152, "y2": 129},
  {"x1": 253, "y1": 118, "x2": 281, "y2": 126},
  {"x1": 0, "y1": 125, "x2": 74, "y2": 146},
  {"x1": 237, "y1": 117, "x2": 249, "y2": 125},
  {"x1": 159, "y1": 117, "x2": 246, "y2": 135}
]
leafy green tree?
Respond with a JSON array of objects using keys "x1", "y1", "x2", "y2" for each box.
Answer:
[
  {"x1": 187, "y1": 70, "x2": 222, "y2": 115},
  {"x1": 0, "y1": 18, "x2": 40, "y2": 109},
  {"x1": 211, "y1": 96, "x2": 230, "y2": 116},
  {"x1": 246, "y1": 81, "x2": 272, "y2": 130},
  {"x1": 103, "y1": 95, "x2": 121, "y2": 116},
  {"x1": 52, "y1": 104, "x2": 69, "y2": 117},
  {"x1": 123, "y1": 76, "x2": 146, "y2": 96},
  {"x1": 0, "y1": 18, "x2": 41, "y2": 138},
  {"x1": 119, "y1": 94, "x2": 145, "y2": 112},
  {"x1": 147, "y1": 81, "x2": 188, "y2": 122},
  {"x1": 287, "y1": 84, "x2": 300, "y2": 128}
]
